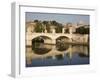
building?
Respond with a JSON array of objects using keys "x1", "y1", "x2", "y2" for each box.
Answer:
[{"x1": 26, "y1": 21, "x2": 36, "y2": 34}]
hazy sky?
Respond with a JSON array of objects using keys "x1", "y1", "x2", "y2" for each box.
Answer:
[{"x1": 26, "y1": 12, "x2": 89, "y2": 24}]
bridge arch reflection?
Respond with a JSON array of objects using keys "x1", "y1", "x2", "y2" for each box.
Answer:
[{"x1": 26, "y1": 44, "x2": 89, "y2": 65}]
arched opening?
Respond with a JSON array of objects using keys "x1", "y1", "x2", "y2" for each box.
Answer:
[
  {"x1": 56, "y1": 36, "x2": 70, "y2": 51},
  {"x1": 32, "y1": 36, "x2": 52, "y2": 55}
]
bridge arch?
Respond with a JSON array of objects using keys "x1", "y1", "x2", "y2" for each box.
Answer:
[
  {"x1": 32, "y1": 35, "x2": 52, "y2": 41},
  {"x1": 31, "y1": 36, "x2": 53, "y2": 55},
  {"x1": 32, "y1": 34, "x2": 52, "y2": 40},
  {"x1": 55, "y1": 36, "x2": 71, "y2": 51},
  {"x1": 56, "y1": 36, "x2": 70, "y2": 43},
  {"x1": 32, "y1": 35, "x2": 52, "y2": 45},
  {"x1": 56, "y1": 36, "x2": 70, "y2": 39}
]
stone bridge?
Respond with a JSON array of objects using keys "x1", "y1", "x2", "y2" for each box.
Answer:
[{"x1": 26, "y1": 32, "x2": 88, "y2": 46}]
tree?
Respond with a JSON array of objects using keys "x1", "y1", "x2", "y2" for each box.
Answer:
[
  {"x1": 34, "y1": 21, "x2": 44, "y2": 32},
  {"x1": 43, "y1": 21, "x2": 48, "y2": 26},
  {"x1": 75, "y1": 26, "x2": 89, "y2": 34},
  {"x1": 51, "y1": 20, "x2": 57, "y2": 26},
  {"x1": 55, "y1": 23, "x2": 63, "y2": 33},
  {"x1": 43, "y1": 21, "x2": 51, "y2": 33},
  {"x1": 34, "y1": 20, "x2": 39, "y2": 23}
]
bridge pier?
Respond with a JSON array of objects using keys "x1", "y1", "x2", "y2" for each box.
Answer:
[
  {"x1": 26, "y1": 40, "x2": 32, "y2": 46},
  {"x1": 69, "y1": 38, "x2": 72, "y2": 42},
  {"x1": 51, "y1": 39, "x2": 56, "y2": 44}
]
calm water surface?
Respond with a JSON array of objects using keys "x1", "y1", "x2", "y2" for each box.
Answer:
[{"x1": 26, "y1": 43, "x2": 89, "y2": 67}]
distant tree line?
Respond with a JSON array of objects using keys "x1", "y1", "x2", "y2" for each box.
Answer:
[
  {"x1": 75, "y1": 26, "x2": 89, "y2": 34},
  {"x1": 33, "y1": 20, "x2": 89, "y2": 34},
  {"x1": 34, "y1": 20, "x2": 63, "y2": 33}
]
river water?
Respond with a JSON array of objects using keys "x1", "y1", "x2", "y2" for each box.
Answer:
[{"x1": 26, "y1": 43, "x2": 89, "y2": 67}]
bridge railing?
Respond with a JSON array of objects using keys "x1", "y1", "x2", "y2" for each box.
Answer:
[{"x1": 27, "y1": 27, "x2": 75, "y2": 34}]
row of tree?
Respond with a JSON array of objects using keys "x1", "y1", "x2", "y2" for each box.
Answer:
[
  {"x1": 33, "y1": 20, "x2": 89, "y2": 34},
  {"x1": 75, "y1": 26, "x2": 89, "y2": 34},
  {"x1": 34, "y1": 20, "x2": 63, "y2": 33}
]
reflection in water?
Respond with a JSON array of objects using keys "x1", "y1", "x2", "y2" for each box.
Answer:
[
  {"x1": 26, "y1": 42, "x2": 89, "y2": 67},
  {"x1": 32, "y1": 43, "x2": 52, "y2": 55},
  {"x1": 78, "y1": 53, "x2": 89, "y2": 57},
  {"x1": 55, "y1": 54, "x2": 63, "y2": 60},
  {"x1": 56, "y1": 43, "x2": 69, "y2": 51}
]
